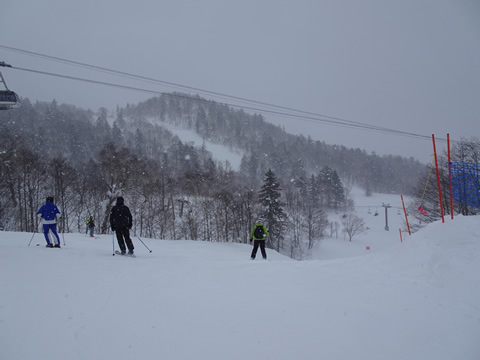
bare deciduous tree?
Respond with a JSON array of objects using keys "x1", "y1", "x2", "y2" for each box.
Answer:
[{"x1": 341, "y1": 213, "x2": 365, "y2": 242}]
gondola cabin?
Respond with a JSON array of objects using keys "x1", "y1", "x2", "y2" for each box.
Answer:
[
  {"x1": 0, "y1": 90, "x2": 19, "y2": 110},
  {"x1": 0, "y1": 71, "x2": 20, "y2": 110}
]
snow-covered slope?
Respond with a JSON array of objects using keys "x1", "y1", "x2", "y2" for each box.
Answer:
[
  {"x1": 157, "y1": 120, "x2": 244, "y2": 171},
  {"x1": 1, "y1": 212, "x2": 479, "y2": 360}
]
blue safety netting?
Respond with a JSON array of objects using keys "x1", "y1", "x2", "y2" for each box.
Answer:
[{"x1": 450, "y1": 162, "x2": 480, "y2": 209}]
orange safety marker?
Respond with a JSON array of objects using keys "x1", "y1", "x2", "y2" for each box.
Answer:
[
  {"x1": 401, "y1": 195, "x2": 411, "y2": 235},
  {"x1": 432, "y1": 134, "x2": 445, "y2": 223}
]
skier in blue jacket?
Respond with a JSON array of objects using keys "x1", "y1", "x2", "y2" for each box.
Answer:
[{"x1": 37, "y1": 196, "x2": 62, "y2": 248}]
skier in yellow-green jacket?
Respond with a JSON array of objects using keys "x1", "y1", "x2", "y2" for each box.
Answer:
[
  {"x1": 249, "y1": 218, "x2": 269, "y2": 260},
  {"x1": 86, "y1": 216, "x2": 95, "y2": 237}
]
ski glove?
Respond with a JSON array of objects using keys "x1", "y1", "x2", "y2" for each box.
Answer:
[{"x1": 249, "y1": 238, "x2": 253, "y2": 243}]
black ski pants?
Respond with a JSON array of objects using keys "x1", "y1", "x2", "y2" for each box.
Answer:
[
  {"x1": 251, "y1": 240, "x2": 267, "y2": 259},
  {"x1": 115, "y1": 227, "x2": 134, "y2": 253}
]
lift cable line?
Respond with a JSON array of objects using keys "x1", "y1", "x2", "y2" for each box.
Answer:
[
  {"x1": 8, "y1": 65, "x2": 400, "y2": 133},
  {"x1": 9, "y1": 65, "x2": 439, "y2": 141},
  {"x1": 1, "y1": 44, "x2": 442, "y2": 141},
  {"x1": 1, "y1": 44, "x2": 372, "y2": 120},
  {"x1": 0, "y1": 44, "x2": 448, "y2": 142}
]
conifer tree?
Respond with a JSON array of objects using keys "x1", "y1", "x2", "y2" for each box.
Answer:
[
  {"x1": 318, "y1": 166, "x2": 345, "y2": 210},
  {"x1": 258, "y1": 169, "x2": 287, "y2": 251},
  {"x1": 330, "y1": 169, "x2": 346, "y2": 210}
]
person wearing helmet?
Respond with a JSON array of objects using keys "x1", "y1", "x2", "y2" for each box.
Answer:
[
  {"x1": 36, "y1": 196, "x2": 62, "y2": 248},
  {"x1": 110, "y1": 196, "x2": 134, "y2": 256},
  {"x1": 249, "y1": 218, "x2": 269, "y2": 260}
]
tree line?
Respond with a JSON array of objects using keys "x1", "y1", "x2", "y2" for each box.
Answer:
[
  {"x1": 129, "y1": 93, "x2": 426, "y2": 194},
  {"x1": 0, "y1": 94, "x2": 430, "y2": 258}
]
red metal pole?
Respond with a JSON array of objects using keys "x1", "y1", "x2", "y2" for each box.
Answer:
[
  {"x1": 401, "y1": 195, "x2": 411, "y2": 235},
  {"x1": 447, "y1": 134, "x2": 454, "y2": 219},
  {"x1": 432, "y1": 134, "x2": 445, "y2": 223}
]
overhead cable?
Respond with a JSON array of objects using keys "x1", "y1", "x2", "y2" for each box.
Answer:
[{"x1": 0, "y1": 44, "x2": 448, "y2": 142}]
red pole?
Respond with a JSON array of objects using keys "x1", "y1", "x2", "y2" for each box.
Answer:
[
  {"x1": 399, "y1": 228, "x2": 403, "y2": 243},
  {"x1": 447, "y1": 134, "x2": 454, "y2": 219},
  {"x1": 401, "y1": 195, "x2": 411, "y2": 235},
  {"x1": 432, "y1": 134, "x2": 445, "y2": 223}
]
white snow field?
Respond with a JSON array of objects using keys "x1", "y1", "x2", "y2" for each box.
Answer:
[{"x1": 1, "y1": 197, "x2": 479, "y2": 359}]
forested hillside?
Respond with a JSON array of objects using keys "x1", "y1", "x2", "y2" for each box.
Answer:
[
  {"x1": 0, "y1": 93, "x2": 427, "y2": 258},
  {"x1": 128, "y1": 93, "x2": 425, "y2": 193}
]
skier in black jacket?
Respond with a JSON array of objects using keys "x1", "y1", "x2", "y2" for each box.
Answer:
[{"x1": 110, "y1": 196, "x2": 134, "y2": 255}]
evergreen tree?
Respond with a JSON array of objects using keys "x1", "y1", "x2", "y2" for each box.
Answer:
[
  {"x1": 258, "y1": 169, "x2": 287, "y2": 251},
  {"x1": 330, "y1": 169, "x2": 346, "y2": 210},
  {"x1": 318, "y1": 166, "x2": 345, "y2": 210},
  {"x1": 318, "y1": 166, "x2": 333, "y2": 208}
]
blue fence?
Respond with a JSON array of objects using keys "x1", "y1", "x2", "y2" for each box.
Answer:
[{"x1": 450, "y1": 162, "x2": 480, "y2": 209}]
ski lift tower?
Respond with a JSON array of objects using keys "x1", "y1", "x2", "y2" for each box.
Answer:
[{"x1": 382, "y1": 203, "x2": 392, "y2": 231}]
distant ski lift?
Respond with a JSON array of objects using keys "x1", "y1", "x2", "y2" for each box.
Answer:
[{"x1": 0, "y1": 70, "x2": 20, "y2": 110}]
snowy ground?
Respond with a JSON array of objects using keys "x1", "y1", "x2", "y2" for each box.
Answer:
[{"x1": 1, "y1": 193, "x2": 480, "y2": 360}]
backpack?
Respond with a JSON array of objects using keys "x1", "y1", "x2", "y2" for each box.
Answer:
[{"x1": 254, "y1": 225, "x2": 264, "y2": 239}]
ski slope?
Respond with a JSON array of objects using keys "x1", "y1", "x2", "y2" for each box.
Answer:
[
  {"x1": 156, "y1": 120, "x2": 244, "y2": 171},
  {"x1": 311, "y1": 189, "x2": 408, "y2": 260},
  {"x1": 1, "y1": 210, "x2": 480, "y2": 360}
]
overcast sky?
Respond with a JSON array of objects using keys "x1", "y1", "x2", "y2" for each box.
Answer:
[{"x1": 1, "y1": 0, "x2": 479, "y2": 161}]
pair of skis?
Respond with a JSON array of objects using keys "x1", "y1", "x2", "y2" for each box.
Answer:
[
  {"x1": 114, "y1": 250, "x2": 136, "y2": 258},
  {"x1": 112, "y1": 234, "x2": 152, "y2": 257}
]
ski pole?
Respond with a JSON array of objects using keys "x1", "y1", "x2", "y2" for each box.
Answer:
[
  {"x1": 136, "y1": 236, "x2": 152, "y2": 253},
  {"x1": 28, "y1": 232, "x2": 36, "y2": 247},
  {"x1": 112, "y1": 232, "x2": 116, "y2": 256}
]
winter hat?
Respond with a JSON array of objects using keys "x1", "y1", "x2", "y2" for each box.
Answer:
[
  {"x1": 116, "y1": 197, "x2": 125, "y2": 205},
  {"x1": 256, "y1": 218, "x2": 264, "y2": 223},
  {"x1": 46, "y1": 196, "x2": 54, "y2": 202}
]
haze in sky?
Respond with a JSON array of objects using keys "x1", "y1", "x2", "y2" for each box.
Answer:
[{"x1": 1, "y1": 0, "x2": 479, "y2": 161}]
